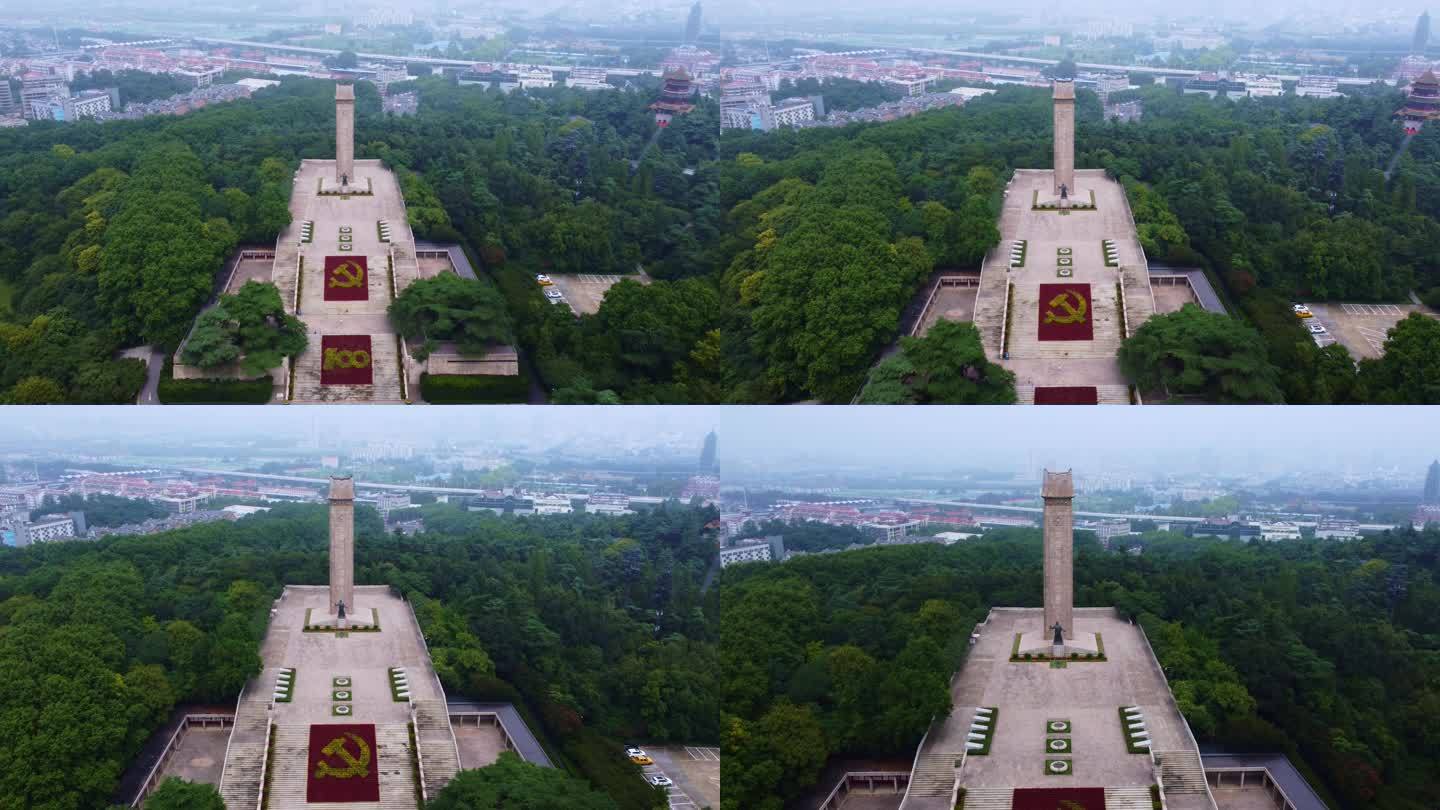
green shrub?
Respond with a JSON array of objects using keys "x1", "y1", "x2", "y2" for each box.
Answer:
[
  {"x1": 158, "y1": 376, "x2": 273, "y2": 404},
  {"x1": 421, "y1": 372, "x2": 530, "y2": 404}
]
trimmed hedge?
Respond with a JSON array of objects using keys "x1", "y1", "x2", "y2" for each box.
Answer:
[
  {"x1": 158, "y1": 376, "x2": 273, "y2": 404},
  {"x1": 421, "y1": 371, "x2": 529, "y2": 404}
]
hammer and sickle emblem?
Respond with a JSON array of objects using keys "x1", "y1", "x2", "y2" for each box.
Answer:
[
  {"x1": 1044, "y1": 290, "x2": 1088, "y2": 325},
  {"x1": 315, "y1": 732, "x2": 372, "y2": 779},
  {"x1": 1058, "y1": 802, "x2": 1085, "y2": 810},
  {"x1": 329, "y1": 261, "x2": 365, "y2": 288}
]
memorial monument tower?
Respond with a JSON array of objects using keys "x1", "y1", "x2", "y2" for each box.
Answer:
[
  {"x1": 335, "y1": 82, "x2": 355, "y2": 188},
  {"x1": 1042, "y1": 469, "x2": 1075, "y2": 640},
  {"x1": 1052, "y1": 79, "x2": 1075, "y2": 198},
  {"x1": 328, "y1": 475, "x2": 355, "y2": 618}
]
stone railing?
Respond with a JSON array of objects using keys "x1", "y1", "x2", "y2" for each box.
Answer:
[
  {"x1": 896, "y1": 722, "x2": 934, "y2": 809},
  {"x1": 129, "y1": 714, "x2": 235, "y2": 807},
  {"x1": 818, "y1": 772, "x2": 911, "y2": 810},
  {"x1": 1134, "y1": 618, "x2": 1219, "y2": 810},
  {"x1": 253, "y1": 717, "x2": 273, "y2": 810}
]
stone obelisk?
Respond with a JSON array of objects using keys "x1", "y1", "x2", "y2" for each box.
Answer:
[
  {"x1": 328, "y1": 475, "x2": 355, "y2": 618},
  {"x1": 1052, "y1": 79, "x2": 1075, "y2": 197},
  {"x1": 335, "y1": 83, "x2": 355, "y2": 188},
  {"x1": 1042, "y1": 469, "x2": 1075, "y2": 639}
]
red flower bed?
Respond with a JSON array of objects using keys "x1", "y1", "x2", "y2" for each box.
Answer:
[
  {"x1": 324, "y1": 256, "x2": 369, "y2": 301},
  {"x1": 1034, "y1": 386, "x2": 1099, "y2": 405},
  {"x1": 320, "y1": 335, "x2": 374, "y2": 386},
  {"x1": 307, "y1": 724, "x2": 380, "y2": 803},
  {"x1": 1012, "y1": 787, "x2": 1106, "y2": 810},
  {"x1": 1037, "y1": 283, "x2": 1093, "y2": 341}
]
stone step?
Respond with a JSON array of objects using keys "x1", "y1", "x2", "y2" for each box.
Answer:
[
  {"x1": 961, "y1": 787, "x2": 1013, "y2": 810},
  {"x1": 412, "y1": 700, "x2": 460, "y2": 799},
  {"x1": 1121, "y1": 264, "x2": 1157, "y2": 335},
  {"x1": 1156, "y1": 750, "x2": 1209, "y2": 794},
  {"x1": 266, "y1": 723, "x2": 418, "y2": 810},
  {"x1": 1106, "y1": 786, "x2": 1157, "y2": 810},
  {"x1": 291, "y1": 332, "x2": 405, "y2": 403},
  {"x1": 219, "y1": 741, "x2": 267, "y2": 810}
]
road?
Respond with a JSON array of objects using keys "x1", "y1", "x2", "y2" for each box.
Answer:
[
  {"x1": 896, "y1": 497, "x2": 1209, "y2": 524},
  {"x1": 120, "y1": 346, "x2": 166, "y2": 405}
]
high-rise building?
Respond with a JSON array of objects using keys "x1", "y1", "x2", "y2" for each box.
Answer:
[
  {"x1": 0, "y1": 81, "x2": 17, "y2": 116},
  {"x1": 1415, "y1": 10, "x2": 1431, "y2": 55},
  {"x1": 1425, "y1": 460, "x2": 1440, "y2": 503},
  {"x1": 20, "y1": 73, "x2": 69, "y2": 120},
  {"x1": 699, "y1": 429, "x2": 718, "y2": 472},
  {"x1": 684, "y1": 2, "x2": 703, "y2": 44}
]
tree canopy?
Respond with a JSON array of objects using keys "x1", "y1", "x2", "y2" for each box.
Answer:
[
  {"x1": 429, "y1": 753, "x2": 620, "y2": 810},
  {"x1": 389, "y1": 272, "x2": 512, "y2": 358},
  {"x1": 720, "y1": 526, "x2": 1440, "y2": 810},
  {"x1": 1118, "y1": 304, "x2": 1285, "y2": 403},
  {"x1": 181, "y1": 281, "x2": 306, "y2": 375},
  {"x1": 860, "y1": 320, "x2": 1016, "y2": 404}
]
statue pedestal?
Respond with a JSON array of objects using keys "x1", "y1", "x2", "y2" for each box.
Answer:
[
  {"x1": 1017, "y1": 629, "x2": 1101, "y2": 657},
  {"x1": 319, "y1": 175, "x2": 370, "y2": 195}
]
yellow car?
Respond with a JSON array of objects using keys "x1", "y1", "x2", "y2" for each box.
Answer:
[
  {"x1": 536, "y1": 274, "x2": 554, "y2": 286},
  {"x1": 626, "y1": 747, "x2": 652, "y2": 765},
  {"x1": 1292, "y1": 304, "x2": 1313, "y2": 318}
]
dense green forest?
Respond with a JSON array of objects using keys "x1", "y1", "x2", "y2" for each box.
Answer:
[
  {"x1": 719, "y1": 84, "x2": 1440, "y2": 402},
  {"x1": 720, "y1": 527, "x2": 1440, "y2": 810},
  {"x1": 33, "y1": 492, "x2": 168, "y2": 527},
  {"x1": 0, "y1": 75, "x2": 720, "y2": 403},
  {"x1": 0, "y1": 500, "x2": 718, "y2": 810},
  {"x1": 774, "y1": 77, "x2": 906, "y2": 112}
]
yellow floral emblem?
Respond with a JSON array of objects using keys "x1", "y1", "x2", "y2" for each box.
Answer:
[
  {"x1": 314, "y1": 732, "x2": 372, "y2": 780},
  {"x1": 329, "y1": 261, "x2": 365, "y2": 288},
  {"x1": 1043, "y1": 290, "x2": 1088, "y2": 325}
]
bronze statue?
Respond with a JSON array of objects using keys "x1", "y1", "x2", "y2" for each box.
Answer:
[
  {"x1": 337, "y1": 600, "x2": 347, "y2": 620},
  {"x1": 1052, "y1": 621, "x2": 1064, "y2": 646}
]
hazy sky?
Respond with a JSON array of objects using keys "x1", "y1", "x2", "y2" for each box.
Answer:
[
  {"x1": 0, "y1": 406, "x2": 723, "y2": 449},
  {"x1": 719, "y1": 406, "x2": 1440, "y2": 477}
]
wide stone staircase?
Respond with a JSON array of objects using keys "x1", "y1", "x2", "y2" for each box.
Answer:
[
  {"x1": 1015, "y1": 383, "x2": 1131, "y2": 405},
  {"x1": 960, "y1": 787, "x2": 1012, "y2": 810},
  {"x1": 1003, "y1": 278, "x2": 1125, "y2": 361},
  {"x1": 1105, "y1": 786, "x2": 1157, "y2": 810},
  {"x1": 290, "y1": 332, "x2": 405, "y2": 403},
  {"x1": 412, "y1": 700, "x2": 461, "y2": 800},
  {"x1": 219, "y1": 686, "x2": 274, "y2": 810},
  {"x1": 1156, "y1": 749, "x2": 1209, "y2": 794},
  {"x1": 266, "y1": 723, "x2": 417, "y2": 810},
  {"x1": 1120, "y1": 265, "x2": 1157, "y2": 336},
  {"x1": 972, "y1": 268, "x2": 1011, "y2": 358}
]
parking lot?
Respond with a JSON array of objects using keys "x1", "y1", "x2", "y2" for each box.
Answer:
[
  {"x1": 1302, "y1": 302, "x2": 1433, "y2": 360},
  {"x1": 641, "y1": 745, "x2": 720, "y2": 810},
  {"x1": 547, "y1": 272, "x2": 648, "y2": 315}
]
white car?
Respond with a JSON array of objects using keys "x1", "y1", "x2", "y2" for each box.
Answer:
[
  {"x1": 544, "y1": 288, "x2": 564, "y2": 300},
  {"x1": 1292, "y1": 304, "x2": 1313, "y2": 318},
  {"x1": 1308, "y1": 323, "x2": 1327, "y2": 334},
  {"x1": 648, "y1": 775, "x2": 673, "y2": 787},
  {"x1": 625, "y1": 746, "x2": 646, "y2": 759}
]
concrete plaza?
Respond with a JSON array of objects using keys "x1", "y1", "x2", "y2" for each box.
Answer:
[
  {"x1": 902, "y1": 608, "x2": 1214, "y2": 810},
  {"x1": 969, "y1": 169, "x2": 1157, "y2": 403}
]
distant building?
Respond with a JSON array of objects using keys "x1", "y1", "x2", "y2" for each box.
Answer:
[
  {"x1": 1396, "y1": 70, "x2": 1440, "y2": 133},
  {"x1": 373, "y1": 492, "x2": 411, "y2": 517},
  {"x1": 586, "y1": 493, "x2": 631, "y2": 515},
  {"x1": 1295, "y1": 75, "x2": 1341, "y2": 99},
  {"x1": 1190, "y1": 521, "x2": 1262, "y2": 541},
  {"x1": 20, "y1": 73, "x2": 69, "y2": 119},
  {"x1": 650, "y1": 67, "x2": 696, "y2": 127},
  {"x1": 34, "y1": 90, "x2": 113, "y2": 121},
  {"x1": 176, "y1": 67, "x2": 224, "y2": 87},
  {"x1": 699, "y1": 430, "x2": 718, "y2": 473},
  {"x1": 531, "y1": 494, "x2": 574, "y2": 515},
  {"x1": 1424, "y1": 459, "x2": 1440, "y2": 503},
  {"x1": 884, "y1": 76, "x2": 932, "y2": 96},
  {"x1": 222, "y1": 505, "x2": 271, "y2": 518},
  {"x1": 0, "y1": 81, "x2": 18, "y2": 116},
  {"x1": 770, "y1": 97, "x2": 816, "y2": 128},
  {"x1": 684, "y1": 2, "x2": 703, "y2": 45},
  {"x1": 720, "y1": 540, "x2": 772, "y2": 567},
  {"x1": 16, "y1": 513, "x2": 79, "y2": 546},
  {"x1": 154, "y1": 493, "x2": 205, "y2": 514},
  {"x1": 1416, "y1": 11, "x2": 1432, "y2": 55},
  {"x1": 1104, "y1": 99, "x2": 1143, "y2": 122},
  {"x1": 1242, "y1": 75, "x2": 1284, "y2": 97}
]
